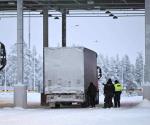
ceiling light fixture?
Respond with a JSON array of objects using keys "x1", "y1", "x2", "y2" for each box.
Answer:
[
  {"x1": 113, "y1": 16, "x2": 118, "y2": 19},
  {"x1": 54, "y1": 16, "x2": 59, "y2": 19},
  {"x1": 109, "y1": 13, "x2": 114, "y2": 16},
  {"x1": 105, "y1": 11, "x2": 111, "y2": 14}
]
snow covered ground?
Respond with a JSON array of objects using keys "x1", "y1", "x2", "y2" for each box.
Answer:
[{"x1": 0, "y1": 92, "x2": 150, "y2": 125}]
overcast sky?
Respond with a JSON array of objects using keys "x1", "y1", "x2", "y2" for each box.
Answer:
[{"x1": 0, "y1": 12, "x2": 145, "y2": 63}]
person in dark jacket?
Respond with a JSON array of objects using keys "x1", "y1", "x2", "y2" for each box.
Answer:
[
  {"x1": 87, "y1": 82, "x2": 97, "y2": 107},
  {"x1": 114, "y1": 80, "x2": 123, "y2": 108},
  {"x1": 103, "y1": 78, "x2": 115, "y2": 108}
]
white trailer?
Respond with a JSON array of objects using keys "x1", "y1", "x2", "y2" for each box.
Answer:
[{"x1": 44, "y1": 47, "x2": 100, "y2": 107}]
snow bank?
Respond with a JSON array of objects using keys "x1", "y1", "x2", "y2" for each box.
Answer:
[
  {"x1": 0, "y1": 92, "x2": 150, "y2": 125},
  {"x1": 27, "y1": 92, "x2": 40, "y2": 103},
  {"x1": 99, "y1": 94, "x2": 143, "y2": 104},
  {"x1": 137, "y1": 99, "x2": 150, "y2": 108}
]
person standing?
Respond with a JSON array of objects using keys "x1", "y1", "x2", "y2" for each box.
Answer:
[
  {"x1": 87, "y1": 82, "x2": 97, "y2": 107},
  {"x1": 114, "y1": 80, "x2": 123, "y2": 108},
  {"x1": 103, "y1": 78, "x2": 115, "y2": 108}
]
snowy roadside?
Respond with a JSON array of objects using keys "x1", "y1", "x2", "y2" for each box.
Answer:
[
  {"x1": 0, "y1": 92, "x2": 143, "y2": 107},
  {"x1": 0, "y1": 92, "x2": 150, "y2": 125}
]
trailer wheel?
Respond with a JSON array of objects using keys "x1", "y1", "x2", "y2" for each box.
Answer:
[
  {"x1": 81, "y1": 102, "x2": 88, "y2": 108},
  {"x1": 61, "y1": 102, "x2": 72, "y2": 106},
  {"x1": 55, "y1": 103, "x2": 60, "y2": 108}
]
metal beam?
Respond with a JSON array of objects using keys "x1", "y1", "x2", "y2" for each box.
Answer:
[
  {"x1": 73, "y1": 0, "x2": 81, "y2": 4},
  {"x1": 121, "y1": 0, "x2": 128, "y2": 4},
  {"x1": 62, "y1": 9, "x2": 66, "y2": 47},
  {"x1": 0, "y1": 0, "x2": 145, "y2": 11}
]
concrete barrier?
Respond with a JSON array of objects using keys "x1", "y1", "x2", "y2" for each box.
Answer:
[
  {"x1": 143, "y1": 86, "x2": 150, "y2": 100},
  {"x1": 14, "y1": 85, "x2": 27, "y2": 108}
]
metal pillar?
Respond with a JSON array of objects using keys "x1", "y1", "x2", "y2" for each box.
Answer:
[
  {"x1": 43, "y1": 8, "x2": 49, "y2": 47},
  {"x1": 143, "y1": 0, "x2": 150, "y2": 100},
  {"x1": 41, "y1": 7, "x2": 49, "y2": 105},
  {"x1": 15, "y1": 0, "x2": 27, "y2": 108},
  {"x1": 17, "y1": 0, "x2": 24, "y2": 85},
  {"x1": 145, "y1": 0, "x2": 150, "y2": 84},
  {"x1": 62, "y1": 10, "x2": 66, "y2": 47}
]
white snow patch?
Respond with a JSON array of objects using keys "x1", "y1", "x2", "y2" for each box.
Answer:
[
  {"x1": 0, "y1": 92, "x2": 150, "y2": 125},
  {"x1": 137, "y1": 99, "x2": 150, "y2": 108}
]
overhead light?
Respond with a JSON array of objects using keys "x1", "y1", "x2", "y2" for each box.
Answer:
[
  {"x1": 48, "y1": 14, "x2": 52, "y2": 17},
  {"x1": 40, "y1": 11, "x2": 43, "y2": 14},
  {"x1": 113, "y1": 16, "x2": 118, "y2": 19},
  {"x1": 87, "y1": 0, "x2": 94, "y2": 5},
  {"x1": 105, "y1": 11, "x2": 111, "y2": 14},
  {"x1": 94, "y1": 6, "x2": 100, "y2": 9},
  {"x1": 100, "y1": 8, "x2": 106, "y2": 11},
  {"x1": 54, "y1": 16, "x2": 59, "y2": 19},
  {"x1": 109, "y1": 13, "x2": 114, "y2": 16},
  {"x1": 8, "y1": 2, "x2": 15, "y2": 5},
  {"x1": 31, "y1": 8, "x2": 36, "y2": 11}
]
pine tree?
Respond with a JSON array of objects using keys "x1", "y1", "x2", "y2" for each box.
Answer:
[
  {"x1": 135, "y1": 52, "x2": 144, "y2": 87},
  {"x1": 2, "y1": 42, "x2": 43, "y2": 91},
  {"x1": 122, "y1": 55, "x2": 135, "y2": 90},
  {"x1": 5, "y1": 43, "x2": 17, "y2": 86}
]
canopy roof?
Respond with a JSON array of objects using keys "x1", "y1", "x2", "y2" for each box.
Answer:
[{"x1": 0, "y1": 0, "x2": 145, "y2": 11}]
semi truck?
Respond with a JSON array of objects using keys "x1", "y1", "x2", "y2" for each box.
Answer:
[{"x1": 44, "y1": 47, "x2": 101, "y2": 107}]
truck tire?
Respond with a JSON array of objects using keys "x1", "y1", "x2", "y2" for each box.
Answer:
[
  {"x1": 61, "y1": 102, "x2": 72, "y2": 106},
  {"x1": 81, "y1": 101, "x2": 88, "y2": 108},
  {"x1": 55, "y1": 103, "x2": 60, "y2": 108}
]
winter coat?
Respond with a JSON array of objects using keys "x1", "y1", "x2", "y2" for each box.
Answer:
[
  {"x1": 114, "y1": 83, "x2": 123, "y2": 92},
  {"x1": 104, "y1": 83, "x2": 115, "y2": 97},
  {"x1": 87, "y1": 83, "x2": 97, "y2": 97}
]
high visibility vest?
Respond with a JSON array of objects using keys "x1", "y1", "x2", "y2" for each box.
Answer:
[{"x1": 114, "y1": 83, "x2": 123, "y2": 92}]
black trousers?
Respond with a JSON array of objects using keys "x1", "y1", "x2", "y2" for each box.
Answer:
[
  {"x1": 104, "y1": 95, "x2": 113, "y2": 108},
  {"x1": 114, "y1": 91, "x2": 121, "y2": 107},
  {"x1": 88, "y1": 95, "x2": 96, "y2": 107}
]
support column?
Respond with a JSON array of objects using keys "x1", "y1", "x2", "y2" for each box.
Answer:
[
  {"x1": 41, "y1": 7, "x2": 49, "y2": 105},
  {"x1": 17, "y1": 0, "x2": 24, "y2": 85},
  {"x1": 43, "y1": 8, "x2": 49, "y2": 47},
  {"x1": 143, "y1": 0, "x2": 150, "y2": 100},
  {"x1": 62, "y1": 9, "x2": 66, "y2": 47},
  {"x1": 15, "y1": 0, "x2": 27, "y2": 108}
]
